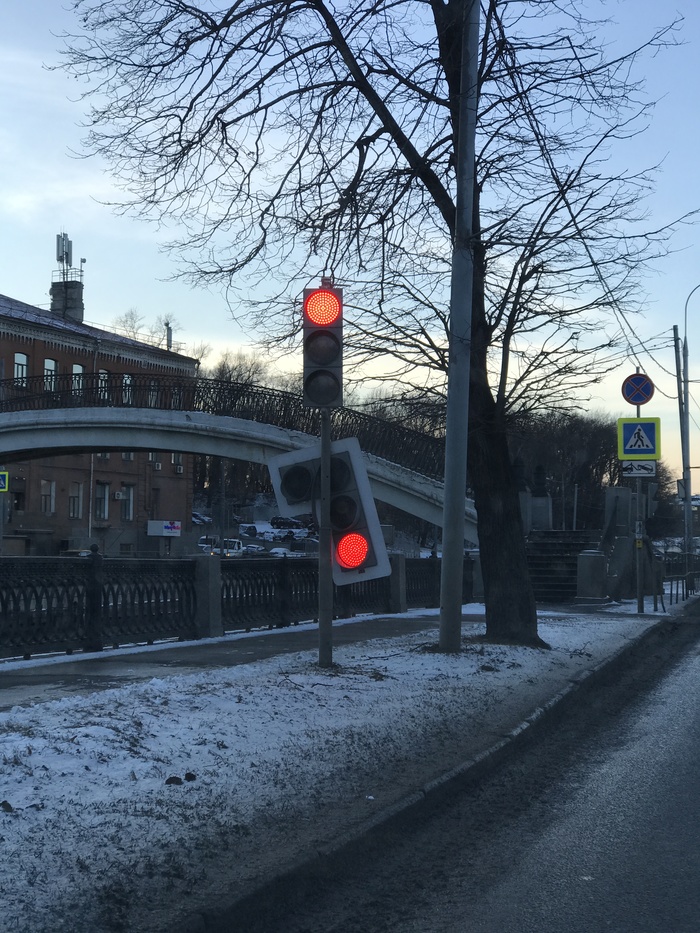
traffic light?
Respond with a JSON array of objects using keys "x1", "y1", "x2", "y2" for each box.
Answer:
[
  {"x1": 267, "y1": 438, "x2": 390, "y2": 585},
  {"x1": 327, "y1": 439, "x2": 390, "y2": 585},
  {"x1": 268, "y1": 443, "x2": 321, "y2": 518},
  {"x1": 302, "y1": 283, "x2": 343, "y2": 408},
  {"x1": 647, "y1": 482, "x2": 659, "y2": 518}
]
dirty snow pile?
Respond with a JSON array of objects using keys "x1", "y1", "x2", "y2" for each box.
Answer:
[{"x1": 0, "y1": 606, "x2": 664, "y2": 933}]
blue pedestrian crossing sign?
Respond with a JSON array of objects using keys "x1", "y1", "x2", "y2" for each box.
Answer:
[
  {"x1": 0, "y1": 472, "x2": 7, "y2": 492},
  {"x1": 617, "y1": 418, "x2": 661, "y2": 461}
]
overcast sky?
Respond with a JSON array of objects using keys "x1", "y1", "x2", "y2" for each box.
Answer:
[{"x1": 1, "y1": 0, "x2": 699, "y2": 476}]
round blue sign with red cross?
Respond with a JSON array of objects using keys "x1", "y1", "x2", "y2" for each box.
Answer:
[{"x1": 621, "y1": 373, "x2": 654, "y2": 406}]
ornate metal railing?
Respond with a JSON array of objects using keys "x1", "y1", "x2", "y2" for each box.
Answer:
[
  {"x1": 100, "y1": 559, "x2": 198, "y2": 645},
  {"x1": 0, "y1": 556, "x2": 199, "y2": 658},
  {"x1": 0, "y1": 372, "x2": 446, "y2": 480},
  {"x1": 0, "y1": 558, "x2": 90, "y2": 656},
  {"x1": 221, "y1": 557, "x2": 319, "y2": 630},
  {"x1": 0, "y1": 554, "x2": 471, "y2": 660}
]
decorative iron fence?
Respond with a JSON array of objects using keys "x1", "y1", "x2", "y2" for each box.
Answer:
[
  {"x1": 0, "y1": 558, "x2": 90, "y2": 656},
  {"x1": 0, "y1": 554, "x2": 473, "y2": 660},
  {"x1": 220, "y1": 557, "x2": 319, "y2": 630},
  {"x1": 0, "y1": 555, "x2": 199, "y2": 658}
]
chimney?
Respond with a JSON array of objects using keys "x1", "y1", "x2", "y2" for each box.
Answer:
[
  {"x1": 51, "y1": 233, "x2": 85, "y2": 323},
  {"x1": 50, "y1": 278, "x2": 85, "y2": 323}
]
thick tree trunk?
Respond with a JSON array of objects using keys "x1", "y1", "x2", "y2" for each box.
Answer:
[
  {"x1": 469, "y1": 379, "x2": 542, "y2": 645},
  {"x1": 467, "y1": 240, "x2": 544, "y2": 647}
]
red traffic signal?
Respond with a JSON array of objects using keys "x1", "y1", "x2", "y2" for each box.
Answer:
[
  {"x1": 266, "y1": 438, "x2": 391, "y2": 586},
  {"x1": 304, "y1": 288, "x2": 341, "y2": 326},
  {"x1": 327, "y1": 439, "x2": 390, "y2": 585},
  {"x1": 335, "y1": 531, "x2": 370, "y2": 569},
  {"x1": 303, "y1": 284, "x2": 343, "y2": 408}
]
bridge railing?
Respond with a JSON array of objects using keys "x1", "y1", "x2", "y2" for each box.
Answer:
[
  {"x1": 0, "y1": 554, "x2": 473, "y2": 661},
  {"x1": 0, "y1": 372, "x2": 446, "y2": 479}
]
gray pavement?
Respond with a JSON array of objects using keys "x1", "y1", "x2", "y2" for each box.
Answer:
[
  {"x1": 1, "y1": 613, "x2": 471, "y2": 711},
  {"x1": 0, "y1": 602, "x2": 687, "y2": 714}
]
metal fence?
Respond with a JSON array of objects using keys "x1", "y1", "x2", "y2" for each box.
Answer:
[
  {"x1": 0, "y1": 555, "x2": 472, "y2": 660},
  {"x1": 663, "y1": 553, "x2": 700, "y2": 605},
  {"x1": 0, "y1": 372, "x2": 446, "y2": 480}
]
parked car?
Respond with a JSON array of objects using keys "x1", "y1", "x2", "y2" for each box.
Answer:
[
  {"x1": 197, "y1": 535, "x2": 218, "y2": 552},
  {"x1": 192, "y1": 511, "x2": 212, "y2": 525},
  {"x1": 211, "y1": 538, "x2": 243, "y2": 557},
  {"x1": 268, "y1": 547, "x2": 297, "y2": 557},
  {"x1": 270, "y1": 516, "x2": 304, "y2": 529},
  {"x1": 242, "y1": 544, "x2": 267, "y2": 555}
]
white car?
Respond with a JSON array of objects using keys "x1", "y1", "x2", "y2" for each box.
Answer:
[{"x1": 210, "y1": 538, "x2": 243, "y2": 557}]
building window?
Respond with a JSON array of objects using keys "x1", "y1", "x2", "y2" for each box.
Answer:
[
  {"x1": 95, "y1": 482, "x2": 109, "y2": 520},
  {"x1": 148, "y1": 381, "x2": 160, "y2": 408},
  {"x1": 68, "y1": 482, "x2": 83, "y2": 519},
  {"x1": 72, "y1": 363, "x2": 84, "y2": 395},
  {"x1": 120, "y1": 485, "x2": 135, "y2": 521},
  {"x1": 171, "y1": 452, "x2": 183, "y2": 465},
  {"x1": 14, "y1": 353, "x2": 28, "y2": 387},
  {"x1": 44, "y1": 358, "x2": 58, "y2": 391},
  {"x1": 98, "y1": 369, "x2": 110, "y2": 401},
  {"x1": 122, "y1": 452, "x2": 134, "y2": 462},
  {"x1": 122, "y1": 374, "x2": 132, "y2": 405},
  {"x1": 40, "y1": 479, "x2": 56, "y2": 515},
  {"x1": 96, "y1": 452, "x2": 110, "y2": 460}
]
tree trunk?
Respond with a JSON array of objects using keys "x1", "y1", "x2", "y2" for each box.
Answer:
[
  {"x1": 469, "y1": 379, "x2": 542, "y2": 645},
  {"x1": 468, "y1": 240, "x2": 544, "y2": 647}
]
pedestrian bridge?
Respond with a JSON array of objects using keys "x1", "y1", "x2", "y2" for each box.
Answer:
[{"x1": 0, "y1": 373, "x2": 477, "y2": 540}]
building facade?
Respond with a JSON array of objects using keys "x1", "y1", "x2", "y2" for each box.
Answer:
[{"x1": 0, "y1": 277, "x2": 200, "y2": 557}]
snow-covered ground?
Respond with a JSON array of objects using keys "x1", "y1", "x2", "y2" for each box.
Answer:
[{"x1": 0, "y1": 602, "x2": 671, "y2": 932}]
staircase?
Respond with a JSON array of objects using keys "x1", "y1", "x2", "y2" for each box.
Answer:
[{"x1": 525, "y1": 530, "x2": 600, "y2": 602}]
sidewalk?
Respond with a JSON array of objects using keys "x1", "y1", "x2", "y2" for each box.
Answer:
[{"x1": 0, "y1": 600, "x2": 694, "y2": 933}]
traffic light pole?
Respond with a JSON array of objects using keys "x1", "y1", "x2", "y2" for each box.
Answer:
[{"x1": 318, "y1": 406, "x2": 334, "y2": 667}]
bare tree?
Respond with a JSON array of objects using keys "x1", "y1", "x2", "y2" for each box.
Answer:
[{"x1": 60, "y1": 0, "x2": 688, "y2": 643}]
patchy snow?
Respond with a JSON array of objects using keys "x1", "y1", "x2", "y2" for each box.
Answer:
[{"x1": 0, "y1": 602, "x2": 672, "y2": 932}]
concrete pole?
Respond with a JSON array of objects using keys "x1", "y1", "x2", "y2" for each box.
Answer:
[
  {"x1": 683, "y1": 335, "x2": 692, "y2": 569},
  {"x1": 318, "y1": 407, "x2": 333, "y2": 667},
  {"x1": 439, "y1": 0, "x2": 480, "y2": 652},
  {"x1": 682, "y1": 285, "x2": 700, "y2": 578}
]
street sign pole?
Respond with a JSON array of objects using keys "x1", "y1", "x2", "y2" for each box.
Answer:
[
  {"x1": 634, "y1": 397, "x2": 643, "y2": 614},
  {"x1": 620, "y1": 373, "x2": 658, "y2": 615}
]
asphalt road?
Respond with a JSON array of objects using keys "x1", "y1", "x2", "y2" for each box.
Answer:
[{"x1": 212, "y1": 614, "x2": 700, "y2": 933}]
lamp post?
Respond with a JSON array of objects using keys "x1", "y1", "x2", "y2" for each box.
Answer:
[{"x1": 682, "y1": 284, "x2": 700, "y2": 572}]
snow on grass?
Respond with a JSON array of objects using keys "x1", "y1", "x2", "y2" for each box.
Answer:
[{"x1": 0, "y1": 606, "x2": 667, "y2": 932}]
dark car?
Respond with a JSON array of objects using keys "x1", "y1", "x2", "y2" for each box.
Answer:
[{"x1": 270, "y1": 516, "x2": 304, "y2": 529}]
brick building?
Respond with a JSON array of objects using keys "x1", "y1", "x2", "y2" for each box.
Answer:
[{"x1": 0, "y1": 270, "x2": 200, "y2": 557}]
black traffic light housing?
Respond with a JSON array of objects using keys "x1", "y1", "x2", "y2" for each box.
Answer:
[
  {"x1": 268, "y1": 438, "x2": 390, "y2": 585},
  {"x1": 302, "y1": 283, "x2": 343, "y2": 408}
]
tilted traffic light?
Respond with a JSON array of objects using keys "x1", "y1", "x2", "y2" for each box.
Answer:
[
  {"x1": 268, "y1": 444, "x2": 321, "y2": 518},
  {"x1": 302, "y1": 283, "x2": 343, "y2": 408},
  {"x1": 267, "y1": 438, "x2": 390, "y2": 585},
  {"x1": 327, "y1": 439, "x2": 390, "y2": 585}
]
